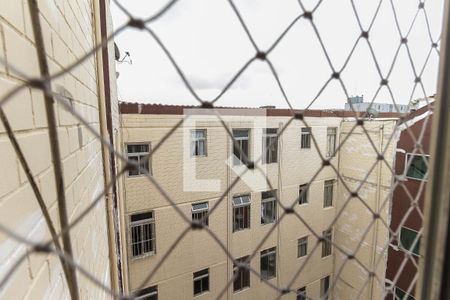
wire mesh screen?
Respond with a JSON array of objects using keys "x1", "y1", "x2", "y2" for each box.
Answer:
[{"x1": 0, "y1": 0, "x2": 444, "y2": 299}]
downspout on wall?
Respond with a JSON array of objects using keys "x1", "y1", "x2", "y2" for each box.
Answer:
[{"x1": 94, "y1": 0, "x2": 122, "y2": 293}]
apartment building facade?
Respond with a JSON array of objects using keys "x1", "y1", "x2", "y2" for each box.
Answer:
[
  {"x1": 385, "y1": 105, "x2": 433, "y2": 299},
  {"x1": 118, "y1": 103, "x2": 399, "y2": 300}
]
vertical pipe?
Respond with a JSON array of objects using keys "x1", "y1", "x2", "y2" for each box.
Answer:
[{"x1": 417, "y1": 0, "x2": 450, "y2": 298}]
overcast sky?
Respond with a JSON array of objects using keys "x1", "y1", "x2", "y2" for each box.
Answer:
[{"x1": 111, "y1": 0, "x2": 444, "y2": 109}]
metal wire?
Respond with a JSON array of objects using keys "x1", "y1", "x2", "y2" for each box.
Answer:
[{"x1": 0, "y1": 0, "x2": 442, "y2": 299}]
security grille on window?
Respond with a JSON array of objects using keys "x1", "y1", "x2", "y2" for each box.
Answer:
[
  {"x1": 263, "y1": 128, "x2": 278, "y2": 164},
  {"x1": 297, "y1": 236, "x2": 308, "y2": 258},
  {"x1": 232, "y1": 129, "x2": 250, "y2": 165},
  {"x1": 233, "y1": 256, "x2": 250, "y2": 292},
  {"x1": 322, "y1": 229, "x2": 332, "y2": 257},
  {"x1": 193, "y1": 269, "x2": 209, "y2": 296},
  {"x1": 320, "y1": 276, "x2": 330, "y2": 300},
  {"x1": 261, "y1": 190, "x2": 277, "y2": 225},
  {"x1": 399, "y1": 226, "x2": 421, "y2": 256},
  {"x1": 127, "y1": 144, "x2": 150, "y2": 176},
  {"x1": 296, "y1": 287, "x2": 306, "y2": 300},
  {"x1": 299, "y1": 184, "x2": 308, "y2": 205},
  {"x1": 326, "y1": 127, "x2": 337, "y2": 158},
  {"x1": 191, "y1": 129, "x2": 207, "y2": 156},
  {"x1": 130, "y1": 211, "x2": 156, "y2": 258},
  {"x1": 260, "y1": 247, "x2": 276, "y2": 280},
  {"x1": 405, "y1": 154, "x2": 429, "y2": 180},
  {"x1": 323, "y1": 179, "x2": 334, "y2": 207},
  {"x1": 135, "y1": 285, "x2": 158, "y2": 300},
  {"x1": 301, "y1": 127, "x2": 311, "y2": 149},
  {"x1": 192, "y1": 202, "x2": 209, "y2": 226},
  {"x1": 233, "y1": 195, "x2": 251, "y2": 232},
  {"x1": 394, "y1": 286, "x2": 415, "y2": 300}
]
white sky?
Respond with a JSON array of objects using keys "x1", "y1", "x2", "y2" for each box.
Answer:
[{"x1": 111, "y1": 0, "x2": 444, "y2": 109}]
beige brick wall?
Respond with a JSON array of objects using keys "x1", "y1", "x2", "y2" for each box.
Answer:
[
  {"x1": 333, "y1": 120, "x2": 397, "y2": 300},
  {"x1": 0, "y1": 0, "x2": 115, "y2": 299}
]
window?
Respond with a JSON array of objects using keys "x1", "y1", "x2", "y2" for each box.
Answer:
[
  {"x1": 326, "y1": 127, "x2": 337, "y2": 157},
  {"x1": 233, "y1": 256, "x2": 250, "y2": 292},
  {"x1": 135, "y1": 286, "x2": 158, "y2": 300},
  {"x1": 297, "y1": 236, "x2": 308, "y2": 258},
  {"x1": 193, "y1": 269, "x2": 209, "y2": 296},
  {"x1": 233, "y1": 195, "x2": 251, "y2": 232},
  {"x1": 261, "y1": 190, "x2": 277, "y2": 225},
  {"x1": 192, "y1": 202, "x2": 209, "y2": 226},
  {"x1": 322, "y1": 229, "x2": 332, "y2": 257},
  {"x1": 260, "y1": 247, "x2": 276, "y2": 280},
  {"x1": 301, "y1": 127, "x2": 311, "y2": 149},
  {"x1": 296, "y1": 287, "x2": 306, "y2": 300},
  {"x1": 130, "y1": 211, "x2": 156, "y2": 258},
  {"x1": 394, "y1": 286, "x2": 415, "y2": 300},
  {"x1": 263, "y1": 128, "x2": 278, "y2": 164},
  {"x1": 323, "y1": 179, "x2": 334, "y2": 207},
  {"x1": 320, "y1": 276, "x2": 330, "y2": 300},
  {"x1": 299, "y1": 184, "x2": 308, "y2": 205},
  {"x1": 233, "y1": 129, "x2": 250, "y2": 165},
  {"x1": 127, "y1": 144, "x2": 150, "y2": 176},
  {"x1": 405, "y1": 154, "x2": 429, "y2": 180},
  {"x1": 399, "y1": 227, "x2": 420, "y2": 256},
  {"x1": 191, "y1": 129, "x2": 207, "y2": 156}
]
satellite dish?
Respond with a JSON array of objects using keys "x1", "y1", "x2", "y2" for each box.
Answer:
[
  {"x1": 366, "y1": 107, "x2": 379, "y2": 119},
  {"x1": 114, "y1": 42, "x2": 120, "y2": 61}
]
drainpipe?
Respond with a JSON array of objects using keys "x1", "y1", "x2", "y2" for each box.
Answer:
[
  {"x1": 369, "y1": 123, "x2": 384, "y2": 299},
  {"x1": 93, "y1": 0, "x2": 122, "y2": 293}
]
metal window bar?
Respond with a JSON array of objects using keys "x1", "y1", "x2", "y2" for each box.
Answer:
[
  {"x1": 127, "y1": 144, "x2": 151, "y2": 176},
  {"x1": 301, "y1": 127, "x2": 312, "y2": 149},
  {"x1": 192, "y1": 202, "x2": 209, "y2": 226},
  {"x1": 130, "y1": 212, "x2": 156, "y2": 258},
  {"x1": 232, "y1": 129, "x2": 250, "y2": 165},
  {"x1": 322, "y1": 229, "x2": 332, "y2": 258},
  {"x1": 323, "y1": 180, "x2": 334, "y2": 207},
  {"x1": 233, "y1": 256, "x2": 250, "y2": 292}
]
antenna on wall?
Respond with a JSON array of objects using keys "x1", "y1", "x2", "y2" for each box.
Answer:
[{"x1": 114, "y1": 42, "x2": 132, "y2": 64}]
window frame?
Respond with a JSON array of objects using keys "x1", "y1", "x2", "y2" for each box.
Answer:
[
  {"x1": 320, "y1": 275, "x2": 330, "y2": 300},
  {"x1": 301, "y1": 127, "x2": 311, "y2": 149},
  {"x1": 192, "y1": 202, "x2": 209, "y2": 226},
  {"x1": 193, "y1": 268, "x2": 209, "y2": 296},
  {"x1": 404, "y1": 153, "x2": 429, "y2": 181},
  {"x1": 232, "y1": 129, "x2": 250, "y2": 165},
  {"x1": 129, "y1": 211, "x2": 156, "y2": 259},
  {"x1": 296, "y1": 286, "x2": 306, "y2": 300},
  {"x1": 399, "y1": 226, "x2": 421, "y2": 257},
  {"x1": 261, "y1": 190, "x2": 277, "y2": 225},
  {"x1": 233, "y1": 256, "x2": 250, "y2": 293},
  {"x1": 126, "y1": 143, "x2": 152, "y2": 177},
  {"x1": 262, "y1": 128, "x2": 278, "y2": 164},
  {"x1": 190, "y1": 129, "x2": 207, "y2": 157},
  {"x1": 326, "y1": 127, "x2": 337, "y2": 158},
  {"x1": 321, "y1": 229, "x2": 332, "y2": 258},
  {"x1": 233, "y1": 195, "x2": 251, "y2": 232},
  {"x1": 260, "y1": 247, "x2": 277, "y2": 280},
  {"x1": 135, "y1": 285, "x2": 158, "y2": 300},
  {"x1": 299, "y1": 184, "x2": 308, "y2": 205},
  {"x1": 323, "y1": 179, "x2": 335, "y2": 208},
  {"x1": 297, "y1": 236, "x2": 308, "y2": 258},
  {"x1": 394, "y1": 286, "x2": 415, "y2": 300}
]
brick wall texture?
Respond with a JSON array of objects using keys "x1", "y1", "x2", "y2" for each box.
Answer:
[{"x1": 0, "y1": 0, "x2": 113, "y2": 299}]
